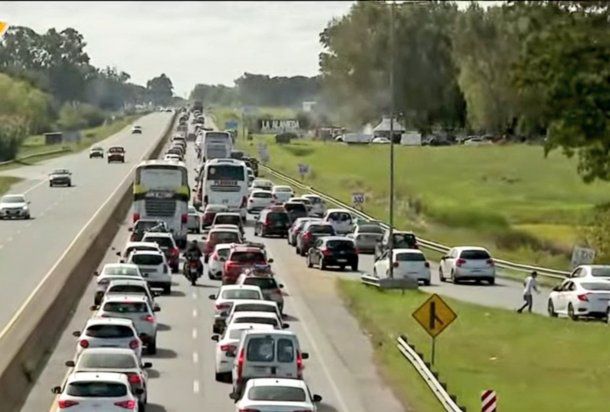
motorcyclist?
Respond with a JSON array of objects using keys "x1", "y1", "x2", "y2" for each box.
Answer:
[
  {"x1": 185, "y1": 240, "x2": 203, "y2": 260},
  {"x1": 183, "y1": 240, "x2": 203, "y2": 284}
]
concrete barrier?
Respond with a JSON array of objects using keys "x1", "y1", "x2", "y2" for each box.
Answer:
[{"x1": 0, "y1": 112, "x2": 177, "y2": 410}]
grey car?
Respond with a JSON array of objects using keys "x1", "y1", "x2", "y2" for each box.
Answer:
[
  {"x1": 347, "y1": 223, "x2": 385, "y2": 253},
  {"x1": 187, "y1": 205, "x2": 201, "y2": 233},
  {"x1": 0, "y1": 194, "x2": 30, "y2": 220},
  {"x1": 49, "y1": 169, "x2": 72, "y2": 187}
]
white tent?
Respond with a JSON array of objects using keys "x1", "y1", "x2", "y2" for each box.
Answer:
[{"x1": 373, "y1": 117, "x2": 406, "y2": 133}]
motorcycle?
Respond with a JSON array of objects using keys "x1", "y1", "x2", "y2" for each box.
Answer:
[{"x1": 183, "y1": 254, "x2": 203, "y2": 286}]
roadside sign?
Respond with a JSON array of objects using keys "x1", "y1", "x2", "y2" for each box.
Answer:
[
  {"x1": 0, "y1": 22, "x2": 8, "y2": 37},
  {"x1": 259, "y1": 147, "x2": 269, "y2": 163},
  {"x1": 570, "y1": 246, "x2": 595, "y2": 269},
  {"x1": 352, "y1": 192, "x2": 365, "y2": 205},
  {"x1": 481, "y1": 390, "x2": 497, "y2": 412},
  {"x1": 225, "y1": 120, "x2": 238, "y2": 130},
  {"x1": 298, "y1": 164, "x2": 309, "y2": 179},
  {"x1": 412, "y1": 294, "x2": 457, "y2": 338}
]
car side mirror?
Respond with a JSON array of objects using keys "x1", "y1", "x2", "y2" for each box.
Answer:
[
  {"x1": 279, "y1": 284, "x2": 284, "y2": 288},
  {"x1": 208, "y1": 294, "x2": 216, "y2": 300},
  {"x1": 229, "y1": 392, "x2": 239, "y2": 401},
  {"x1": 89, "y1": 305, "x2": 99, "y2": 311},
  {"x1": 65, "y1": 360, "x2": 75, "y2": 367},
  {"x1": 268, "y1": 258, "x2": 274, "y2": 263},
  {"x1": 127, "y1": 227, "x2": 133, "y2": 232},
  {"x1": 153, "y1": 306, "x2": 161, "y2": 312},
  {"x1": 211, "y1": 335, "x2": 220, "y2": 342},
  {"x1": 301, "y1": 352, "x2": 309, "y2": 360},
  {"x1": 51, "y1": 386, "x2": 62, "y2": 394},
  {"x1": 135, "y1": 388, "x2": 144, "y2": 395},
  {"x1": 72, "y1": 331, "x2": 81, "y2": 337},
  {"x1": 116, "y1": 251, "x2": 121, "y2": 257},
  {"x1": 282, "y1": 324, "x2": 290, "y2": 329},
  {"x1": 93, "y1": 271, "x2": 99, "y2": 276},
  {"x1": 312, "y1": 394, "x2": 322, "y2": 403}
]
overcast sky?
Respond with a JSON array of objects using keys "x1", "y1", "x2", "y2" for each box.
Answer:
[{"x1": 1, "y1": 1, "x2": 354, "y2": 96}]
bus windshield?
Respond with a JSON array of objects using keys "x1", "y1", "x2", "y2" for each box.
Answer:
[{"x1": 206, "y1": 165, "x2": 245, "y2": 181}]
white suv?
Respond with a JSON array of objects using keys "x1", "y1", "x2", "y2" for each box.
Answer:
[
  {"x1": 127, "y1": 250, "x2": 172, "y2": 295},
  {"x1": 73, "y1": 318, "x2": 143, "y2": 359},
  {"x1": 248, "y1": 190, "x2": 274, "y2": 213}
]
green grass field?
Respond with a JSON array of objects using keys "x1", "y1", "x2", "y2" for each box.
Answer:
[
  {"x1": 238, "y1": 135, "x2": 610, "y2": 270},
  {"x1": 0, "y1": 176, "x2": 21, "y2": 196},
  {"x1": 339, "y1": 279, "x2": 610, "y2": 412}
]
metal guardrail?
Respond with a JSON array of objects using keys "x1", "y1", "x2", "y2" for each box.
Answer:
[
  {"x1": 361, "y1": 274, "x2": 419, "y2": 290},
  {"x1": 261, "y1": 164, "x2": 570, "y2": 280},
  {"x1": 396, "y1": 336, "x2": 464, "y2": 412},
  {"x1": 0, "y1": 147, "x2": 72, "y2": 167}
]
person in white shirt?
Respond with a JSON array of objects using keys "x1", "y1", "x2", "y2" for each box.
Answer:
[{"x1": 517, "y1": 271, "x2": 540, "y2": 313}]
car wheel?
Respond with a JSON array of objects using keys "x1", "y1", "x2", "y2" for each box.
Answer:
[
  {"x1": 568, "y1": 303, "x2": 578, "y2": 321},
  {"x1": 25, "y1": 214, "x2": 30, "y2": 220},
  {"x1": 439, "y1": 267, "x2": 446, "y2": 282},
  {"x1": 320, "y1": 258, "x2": 327, "y2": 270},
  {"x1": 215, "y1": 372, "x2": 224, "y2": 382},
  {"x1": 451, "y1": 270, "x2": 459, "y2": 284},
  {"x1": 423, "y1": 280, "x2": 431, "y2": 286},
  {"x1": 351, "y1": 264, "x2": 358, "y2": 271},
  {"x1": 488, "y1": 277, "x2": 495, "y2": 285},
  {"x1": 163, "y1": 286, "x2": 171, "y2": 295},
  {"x1": 307, "y1": 255, "x2": 313, "y2": 268},
  {"x1": 295, "y1": 246, "x2": 300, "y2": 255},
  {"x1": 147, "y1": 338, "x2": 157, "y2": 355},
  {"x1": 548, "y1": 300, "x2": 557, "y2": 318}
]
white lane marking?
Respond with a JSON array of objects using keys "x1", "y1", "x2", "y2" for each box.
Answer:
[
  {"x1": 192, "y1": 290, "x2": 197, "y2": 300},
  {"x1": 22, "y1": 178, "x2": 48, "y2": 195},
  {"x1": 192, "y1": 328, "x2": 198, "y2": 339},
  {"x1": 193, "y1": 352, "x2": 199, "y2": 364},
  {"x1": 192, "y1": 309, "x2": 198, "y2": 318},
  {"x1": 193, "y1": 380, "x2": 200, "y2": 394},
  {"x1": 0, "y1": 117, "x2": 173, "y2": 343}
]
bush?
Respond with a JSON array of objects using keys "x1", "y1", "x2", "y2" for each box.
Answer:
[
  {"x1": 0, "y1": 118, "x2": 27, "y2": 161},
  {"x1": 275, "y1": 132, "x2": 297, "y2": 144},
  {"x1": 58, "y1": 103, "x2": 107, "y2": 131}
]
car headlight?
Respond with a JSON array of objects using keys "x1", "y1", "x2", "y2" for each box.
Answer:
[{"x1": 22, "y1": 205, "x2": 28, "y2": 210}]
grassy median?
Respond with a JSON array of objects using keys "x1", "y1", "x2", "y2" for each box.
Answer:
[
  {"x1": 0, "y1": 176, "x2": 21, "y2": 196},
  {"x1": 339, "y1": 278, "x2": 610, "y2": 412},
  {"x1": 238, "y1": 135, "x2": 610, "y2": 271}
]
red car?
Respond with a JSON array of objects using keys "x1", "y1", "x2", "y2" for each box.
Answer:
[
  {"x1": 222, "y1": 245, "x2": 272, "y2": 285},
  {"x1": 203, "y1": 228, "x2": 242, "y2": 263}
]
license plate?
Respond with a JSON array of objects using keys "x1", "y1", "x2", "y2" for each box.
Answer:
[{"x1": 337, "y1": 259, "x2": 347, "y2": 263}]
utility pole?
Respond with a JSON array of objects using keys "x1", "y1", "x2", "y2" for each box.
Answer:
[{"x1": 388, "y1": 0, "x2": 396, "y2": 279}]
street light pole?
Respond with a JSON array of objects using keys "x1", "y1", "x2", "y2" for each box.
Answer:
[{"x1": 388, "y1": 0, "x2": 396, "y2": 279}]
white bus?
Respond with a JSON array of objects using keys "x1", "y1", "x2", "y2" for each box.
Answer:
[
  {"x1": 203, "y1": 131, "x2": 232, "y2": 162},
  {"x1": 202, "y1": 158, "x2": 248, "y2": 220},
  {"x1": 133, "y1": 160, "x2": 190, "y2": 247}
]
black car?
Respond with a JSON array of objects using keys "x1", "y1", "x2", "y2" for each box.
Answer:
[
  {"x1": 107, "y1": 146, "x2": 125, "y2": 163},
  {"x1": 307, "y1": 236, "x2": 358, "y2": 271},
  {"x1": 296, "y1": 222, "x2": 335, "y2": 256},
  {"x1": 255, "y1": 208, "x2": 290, "y2": 237},
  {"x1": 283, "y1": 201, "x2": 308, "y2": 223},
  {"x1": 244, "y1": 158, "x2": 259, "y2": 177},
  {"x1": 129, "y1": 219, "x2": 169, "y2": 242}
]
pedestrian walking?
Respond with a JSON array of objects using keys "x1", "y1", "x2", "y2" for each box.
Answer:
[{"x1": 517, "y1": 271, "x2": 540, "y2": 313}]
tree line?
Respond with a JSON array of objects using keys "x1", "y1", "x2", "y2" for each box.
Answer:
[
  {"x1": 0, "y1": 25, "x2": 176, "y2": 161},
  {"x1": 319, "y1": 1, "x2": 609, "y2": 182}
]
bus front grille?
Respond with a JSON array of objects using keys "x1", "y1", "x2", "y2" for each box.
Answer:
[{"x1": 145, "y1": 199, "x2": 176, "y2": 217}]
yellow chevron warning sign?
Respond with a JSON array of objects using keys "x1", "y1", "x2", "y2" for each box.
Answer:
[{"x1": 0, "y1": 21, "x2": 8, "y2": 37}]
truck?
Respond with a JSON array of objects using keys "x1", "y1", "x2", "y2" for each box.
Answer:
[{"x1": 192, "y1": 100, "x2": 203, "y2": 113}]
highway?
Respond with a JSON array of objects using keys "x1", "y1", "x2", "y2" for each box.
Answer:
[
  {"x1": 23, "y1": 118, "x2": 405, "y2": 412},
  {"x1": 0, "y1": 113, "x2": 174, "y2": 334}
]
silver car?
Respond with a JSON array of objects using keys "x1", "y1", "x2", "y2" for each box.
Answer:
[
  {"x1": 187, "y1": 205, "x2": 201, "y2": 233},
  {"x1": 48, "y1": 169, "x2": 72, "y2": 187},
  {"x1": 347, "y1": 223, "x2": 385, "y2": 253},
  {"x1": 0, "y1": 194, "x2": 30, "y2": 220}
]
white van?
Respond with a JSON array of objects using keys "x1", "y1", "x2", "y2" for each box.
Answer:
[{"x1": 323, "y1": 208, "x2": 354, "y2": 234}]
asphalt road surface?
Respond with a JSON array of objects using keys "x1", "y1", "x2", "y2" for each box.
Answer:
[{"x1": 0, "y1": 113, "x2": 173, "y2": 332}]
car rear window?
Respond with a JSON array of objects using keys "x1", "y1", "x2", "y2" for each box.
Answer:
[
  {"x1": 396, "y1": 252, "x2": 425, "y2": 261},
  {"x1": 234, "y1": 304, "x2": 276, "y2": 313},
  {"x1": 235, "y1": 317, "x2": 278, "y2": 327},
  {"x1": 222, "y1": 289, "x2": 262, "y2": 300},
  {"x1": 103, "y1": 267, "x2": 139, "y2": 277},
  {"x1": 210, "y1": 232, "x2": 240, "y2": 243},
  {"x1": 248, "y1": 385, "x2": 306, "y2": 402},
  {"x1": 66, "y1": 382, "x2": 127, "y2": 397},
  {"x1": 305, "y1": 197, "x2": 321, "y2": 204},
  {"x1": 230, "y1": 251, "x2": 266, "y2": 263},
  {"x1": 217, "y1": 248, "x2": 231, "y2": 258},
  {"x1": 308, "y1": 224, "x2": 335, "y2": 234},
  {"x1": 591, "y1": 267, "x2": 610, "y2": 277},
  {"x1": 277, "y1": 338, "x2": 295, "y2": 362},
  {"x1": 247, "y1": 336, "x2": 276, "y2": 362},
  {"x1": 107, "y1": 285, "x2": 146, "y2": 295},
  {"x1": 329, "y1": 212, "x2": 352, "y2": 221},
  {"x1": 253, "y1": 192, "x2": 272, "y2": 198},
  {"x1": 144, "y1": 236, "x2": 174, "y2": 248},
  {"x1": 79, "y1": 353, "x2": 137, "y2": 369},
  {"x1": 103, "y1": 302, "x2": 149, "y2": 314},
  {"x1": 267, "y1": 212, "x2": 289, "y2": 223},
  {"x1": 581, "y1": 282, "x2": 610, "y2": 291},
  {"x1": 134, "y1": 221, "x2": 163, "y2": 231},
  {"x1": 358, "y1": 225, "x2": 384, "y2": 234},
  {"x1": 326, "y1": 240, "x2": 355, "y2": 250},
  {"x1": 215, "y1": 215, "x2": 241, "y2": 225},
  {"x1": 460, "y1": 250, "x2": 491, "y2": 260},
  {"x1": 131, "y1": 254, "x2": 163, "y2": 265},
  {"x1": 284, "y1": 203, "x2": 307, "y2": 213},
  {"x1": 393, "y1": 234, "x2": 416, "y2": 246},
  {"x1": 243, "y1": 277, "x2": 279, "y2": 290},
  {"x1": 85, "y1": 325, "x2": 134, "y2": 339}
]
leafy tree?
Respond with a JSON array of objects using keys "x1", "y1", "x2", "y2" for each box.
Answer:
[
  {"x1": 146, "y1": 73, "x2": 174, "y2": 105},
  {"x1": 190, "y1": 83, "x2": 238, "y2": 106}
]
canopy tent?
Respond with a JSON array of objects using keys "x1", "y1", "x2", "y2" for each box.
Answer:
[{"x1": 373, "y1": 117, "x2": 406, "y2": 133}]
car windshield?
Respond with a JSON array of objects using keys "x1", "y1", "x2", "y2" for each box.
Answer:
[
  {"x1": 461, "y1": 250, "x2": 491, "y2": 260},
  {"x1": 235, "y1": 317, "x2": 278, "y2": 326},
  {"x1": 329, "y1": 212, "x2": 351, "y2": 221},
  {"x1": 1, "y1": 195, "x2": 25, "y2": 203},
  {"x1": 209, "y1": 232, "x2": 239, "y2": 243},
  {"x1": 52, "y1": 169, "x2": 69, "y2": 174},
  {"x1": 396, "y1": 252, "x2": 426, "y2": 261},
  {"x1": 78, "y1": 353, "x2": 137, "y2": 369},
  {"x1": 243, "y1": 277, "x2": 279, "y2": 290},
  {"x1": 103, "y1": 302, "x2": 149, "y2": 313},
  {"x1": 591, "y1": 267, "x2": 610, "y2": 277},
  {"x1": 66, "y1": 382, "x2": 127, "y2": 397},
  {"x1": 393, "y1": 234, "x2": 416, "y2": 246},
  {"x1": 103, "y1": 267, "x2": 139, "y2": 277},
  {"x1": 215, "y1": 215, "x2": 241, "y2": 225},
  {"x1": 230, "y1": 251, "x2": 266, "y2": 263},
  {"x1": 131, "y1": 254, "x2": 163, "y2": 265},
  {"x1": 144, "y1": 236, "x2": 174, "y2": 248},
  {"x1": 581, "y1": 282, "x2": 610, "y2": 291},
  {"x1": 221, "y1": 289, "x2": 261, "y2": 300},
  {"x1": 358, "y1": 225, "x2": 384, "y2": 234},
  {"x1": 284, "y1": 203, "x2": 307, "y2": 212},
  {"x1": 326, "y1": 240, "x2": 355, "y2": 250},
  {"x1": 248, "y1": 385, "x2": 306, "y2": 402},
  {"x1": 109, "y1": 147, "x2": 124, "y2": 153},
  {"x1": 85, "y1": 325, "x2": 134, "y2": 339},
  {"x1": 267, "y1": 212, "x2": 289, "y2": 223}
]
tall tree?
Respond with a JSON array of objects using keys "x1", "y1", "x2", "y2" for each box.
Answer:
[{"x1": 146, "y1": 73, "x2": 174, "y2": 105}]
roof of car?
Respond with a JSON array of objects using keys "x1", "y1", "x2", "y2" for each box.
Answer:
[
  {"x1": 326, "y1": 208, "x2": 352, "y2": 214},
  {"x1": 454, "y1": 246, "x2": 489, "y2": 252},
  {"x1": 142, "y1": 232, "x2": 174, "y2": 239},
  {"x1": 219, "y1": 285, "x2": 262, "y2": 293},
  {"x1": 226, "y1": 323, "x2": 276, "y2": 333},
  {"x1": 130, "y1": 249, "x2": 164, "y2": 256},
  {"x1": 302, "y1": 194, "x2": 321, "y2": 199},
  {"x1": 215, "y1": 212, "x2": 241, "y2": 217},
  {"x1": 272, "y1": 185, "x2": 292, "y2": 191},
  {"x1": 107, "y1": 279, "x2": 148, "y2": 287},
  {"x1": 101, "y1": 294, "x2": 149, "y2": 304},
  {"x1": 232, "y1": 311, "x2": 280, "y2": 319},
  {"x1": 320, "y1": 236, "x2": 355, "y2": 242},
  {"x1": 67, "y1": 372, "x2": 129, "y2": 384},
  {"x1": 242, "y1": 329, "x2": 297, "y2": 338},
  {"x1": 231, "y1": 299, "x2": 278, "y2": 307},
  {"x1": 393, "y1": 248, "x2": 424, "y2": 254},
  {"x1": 229, "y1": 245, "x2": 265, "y2": 253},
  {"x1": 250, "y1": 188, "x2": 272, "y2": 194},
  {"x1": 576, "y1": 265, "x2": 610, "y2": 269},
  {"x1": 245, "y1": 377, "x2": 308, "y2": 389},
  {"x1": 85, "y1": 317, "x2": 134, "y2": 327},
  {"x1": 214, "y1": 243, "x2": 234, "y2": 250},
  {"x1": 124, "y1": 241, "x2": 160, "y2": 249},
  {"x1": 76, "y1": 347, "x2": 136, "y2": 357},
  {"x1": 102, "y1": 263, "x2": 140, "y2": 270},
  {"x1": 209, "y1": 226, "x2": 240, "y2": 233},
  {"x1": 253, "y1": 179, "x2": 273, "y2": 184}
]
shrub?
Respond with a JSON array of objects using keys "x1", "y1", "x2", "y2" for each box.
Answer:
[
  {"x1": 58, "y1": 103, "x2": 107, "y2": 131},
  {"x1": 0, "y1": 117, "x2": 27, "y2": 161},
  {"x1": 275, "y1": 132, "x2": 297, "y2": 144}
]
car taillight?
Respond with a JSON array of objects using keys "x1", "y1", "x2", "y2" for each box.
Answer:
[
  {"x1": 425, "y1": 261, "x2": 430, "y2": 268},
  {"x1": 132, "y1": 213, "x2": 140, "y2": 223},
  {"x1": 456, "y1": 258, "x2": 466, "y2": 267},
  {"x1": 129, "y1": 339, "x2": 140, "y2": 349},
  {"x1": 236, "y1": 348, "x2": 245, "y2": 381},
  {"x1": 393, "y1": 261, "x2": 399, "y2": 268},
  {"x1": 487, "y1": 259, "x2": 494, "y2": 266},
  {"x1": 58, "y1": 400, "x2": 79, "y2": 408},
  {"x1": 181, "y1": 213, "x2": 188, "y2": 224},
  {"x1": 127, "y1": 373, "x2": 142, "y2": 384},
  {"x1": 141, "y1": 314, "x2": 155, "y2": 323},
  {"x1": 577, "y1": 293, "x2": 590, "y2": 302},
  {"x1": 220, "y1": 344, "x2": 236, "y2": 352},
  {"x1": 170, "y1": 247, "x2": 179, "y2": 257},
  {"x1": 204, "y1": 195, "x2": 208, "y2": 204},
  {"x1": 297, "y1": 350, "x2": 304, "y2": 378},
  {"x1": 322, "y1": 248, "x2": 332, "y2": 256},
  {"x1": 114, "y1": 400, "x2": 136, "y2": 409},
  {"x1": 216, "y1": 303, "x2": 231, "y2": 311},
  {"x1": 79, "y1": 339, "x2": 89, "y2": 348},
  {"x1": 225, "y1": 262, "x2": 238, "y2": 272},
  {"x1": 303, "y1": 232, "x2": 312, "y2": 241}
]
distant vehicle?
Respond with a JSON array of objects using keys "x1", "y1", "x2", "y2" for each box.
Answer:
[
  {"x1": 374, "y1": 248, "x2": 431, "y2": 285},
  {"x1": 203, "y1": 227, "x2": 243, "y2": 263},
  {"x1": 568, "y1": 265, "x2": 610, "y2": 280},
  {"x1": 207, "y1": 243, "x2": 233, "y2": 280},
  {"x1": 212, "y1": 212, "x2": 244, "y2": 237},
  {"x1": 220, "y1": 300, "x2": 282, "y2": 335},
  {"x1": 72, "y1": 317, "x2": 142, "y2": 359},
  {"x1": 187, "y1": 205, "x2": 201, "y2": 233},
  {"x1": 0, "y1": 194, "x2": 31, "y2": 220},
  {"x1": 296, "y1": 222, "x2": 335, "y2": 256},
  {"x1": 288, "y1": 217, "x2": 322, "y2": 247},
  {"x1": 322, "y1": 209, "x2": 354, "y2": 234},
  {"x1": 209, "y1": 285, "x2": 264, "y2": 333},
  {"x1": 247, "y1": 190, "x2": 274, "y2": 214},
  {"x1": 233, "y1": 378, "x2": 322, "y2": 411},
  {"x1": 283, "y1": 201, "x2": 308, "y2": 224},
  {"x1": 131, "y1": 125, "x2": 143, "y2": 134},
  {"x1": 230, "y1": 150, "x2": 245, "y2": 160},
  {"x1": 249, "y1": 179, "x2": 274, "y2": 195},
  {"x1": 52, "y1": 372, "x2": 142, "y2": 411},
  {"x1": 192, "y1": 100, "x2": 203, "y2": 113},
  {"x1": 235, "y1": 273, "x2": 284, "y2": 313},
  {"x1": 93, "y1": 263, "x2": 144, "y2": 305},
  {"x1": 89, "y1": 146, "x2": 104, "y2": 158},
  {"x1": 463, "y1": 136, "x2": 492, "y2": 146},
  {"x1": 133, "y1": 160, "x2": 189, "y2": 247},
  {"x1": 107, "y1": 146, "x2": 125, "y2": 163},
  {"x1": 374, "y1": 230, "x2": 418, "y2": 260},
  {"x1": 202, "y1": 131, "x2": 232, "y2": 161},
  {"x1": 337, "y1": 133, "x2": 373, "y2": 144},
  {"x1": 301, "y1": 194, "x2": 326, "y2": 217},
  {"x1": 129, "y1": 219, "x2": 169, "y2": 242},
  {"x1": 307, "y1": 236, "x2": 358, "y2": 271},
  {"x1": 439, "y1": 246, "x2": 495, "y2": 285},
  {"x1": 372, "y1": 137, "x2": 391, "y2": 144},
  {"x1": 104, "y1": 278, "x2": 160, "y2": 312},
  {"x1": 346, "y1": 223, "x2": 385, "y2": 253},
  {"x1": 48, "y1": 169, "x2": 72, "y2": 187},
  {"x1": 548, "y1": 278, "x2": 610, "y2": 320},
  {"x1": 126, "y1": 250, "x2": 172, "y2": 295},
  {"x1": 255, "y1": 208, "x2": 290, "y2": 238},
  {"x1": 201, "y1": 204, "x2": 229, "y2": 229},
  {"x1": 271, "y1": 185, "x2": 294, "y2": 204},
  {"x1": 140, "y1": 232, "x2": 180, "y2": 273},
  {"x1": 164, "y1": 153, "x2": 181, "y2": 162},
  {"x1": 201, "y1": 159, "x2": 248, "y2": 221},
  {"x1": 223, "y1": 245, "x2": 272, "y2": 285}
]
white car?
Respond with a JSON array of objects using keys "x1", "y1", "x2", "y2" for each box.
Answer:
[
  {"x1": 233, "y1": 378, "x2": 322, "y2": 411},
  {"x1": 250, "y1": 178, "x2": 274, "y2": 195},
  {"x1": 219, "y1": 300, "x2": 283, "y2": 334},
  {"x1": 105, "y1": 279, "x2": 160, "y2": 311},
  {"x1": 373, "y1": 248, "x2": 431, "y2": 285},
  {"x1": 372, "y1": 137, "x2": 391, "y2": 144},
  {"x1": 65, "y1": 348, "x2": 151, "y2": 407},
  {"x1": 213, "y1": 323, "x2": 275, "y2": 381},
  {"x1": 439, "y1": 246, "x2": 495, "y2": 285},
  {"x1": 210, "y1": 285, "x2": 264, "y2": 334},
  {"x1": 247, "y1": 190, "x2": 274, "y2": 213},
  {"x1": 207, "y1": 243, "x2": 233, "y2": 280},
  {"x1": 225, "y1": 311, "x2": 285, "y2": 330},
  {"x1": 164, "y1": 154, "x2": 181, "y2": 162},
  {"x1": 73, "y1": 318, "x2": 143, "y2": 359},
  {"x1": 116, "y1": 242, "x2": 162, "y2": 263},
  {"x1": 322, "y1": 209, "x2": 354, "y2": 234},
  {"x1": 52, "y1": 372, "x2": 142, "y2": 411},
  {"x1": 0, "y1": 193, "x2": 30, "y2": 220},
  {"x1": 132, "y1": 125, "x2": 143, "y2": 134},
  {"x1": 127, "y1": 250, "x2": 172, "y2": 295},
  {"x1": 301, "y1": 194, "x2": 326, "y2": 217},
  {"x1": 140, "y1": 232, "x2": 180, "y2": 273},
  {"x1": 548, "y1": 278, "x2": 610, "y2": 320},
  {"x1": 569, "y1": 265, "x2": 610, "y2": 280},
  {"x1": 94, "y1": 263, "x2": 144, "y2": 305},
  {"x1": 272, "y1": 185, "x2": 294, "y2": 204},
  {"x1": 187, "y1": 205, "x2": 201, "y2": 233},
  {"x1": 94, "y1": 295, "x2": 159, "y2": 354},
  {"x1": 48, "y1": 168, "x2": 72, "y2": 187}
]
